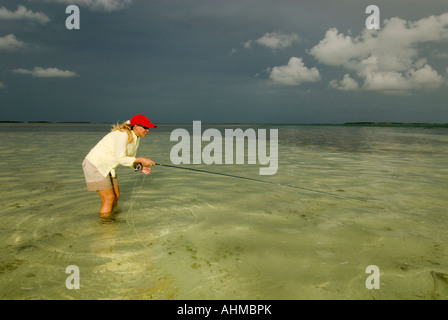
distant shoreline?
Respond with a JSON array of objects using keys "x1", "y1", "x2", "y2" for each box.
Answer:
[
  {"x1": 0, "y1": 120, "x2": 447, "y2": 128},
  {"x1": 0, "y1": 121, "x2": 92, "y2": 124},
  {"x1": 342, "y1": 122, "x2": 448, "y2": 128}
]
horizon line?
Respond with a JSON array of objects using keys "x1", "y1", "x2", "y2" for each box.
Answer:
[{"x1": 1, "y1": 120, "x2": 448, "y2": 126}]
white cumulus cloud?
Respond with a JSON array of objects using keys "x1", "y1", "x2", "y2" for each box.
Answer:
[
  {"x1": 0, "y1": 5, "x2": 50, "y2": 24},
  {"x1": 256, "y1": 32, "x2": 300, "y2": 50},
  {"x1": 329, "y1": 74, "x2": 360, "y2": 91},
  {"x1": 42, "y1": 0, "x2": 132, "y2": 11},
  {"x1": 309, "y1": 12, "x2": 448, "y2": 93},
  {"x1": 0, "y1": 34, "x2": 24, "y2": 51},
  {"x1": 269, "y1": 57, "x2": 321, "y2": 86},
  {"x1": 242, "y1": 31, "x2": 300, "y2": 51},
  {"x1": 12, "y1": 67, "x2": 78, "y2": 78}
]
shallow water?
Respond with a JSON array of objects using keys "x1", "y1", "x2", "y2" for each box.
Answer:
[{"x1": 0, "y1": 123, "x2": 447, "y2": 300}]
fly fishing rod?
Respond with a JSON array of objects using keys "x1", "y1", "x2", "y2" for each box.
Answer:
[{"x1": 147, "y1": 163, "x2": 368, "y2": 202}]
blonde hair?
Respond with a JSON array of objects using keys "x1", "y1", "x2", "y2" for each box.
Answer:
[{"x1": 111, "y1": 121, "x2": 134, "y2": 144}]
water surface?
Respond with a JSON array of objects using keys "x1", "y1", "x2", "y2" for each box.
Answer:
[{"x1": 1, "y1": 123, "x2": 447, "y2": 299}]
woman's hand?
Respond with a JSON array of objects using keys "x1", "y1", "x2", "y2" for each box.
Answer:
[
  {"x1": 136, "y1": 157, "x2": 155, "y2": 167},
  {"x1": 145, "y1": 159, "x2": 156, "y2": 166},
  {"x1": 142, "y1": 166, "x2": 152, "y2": 175}
]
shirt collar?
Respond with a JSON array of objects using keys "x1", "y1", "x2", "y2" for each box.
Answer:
[{"x1": 131, "y1": 129, "x2": 139, "y2": 140}]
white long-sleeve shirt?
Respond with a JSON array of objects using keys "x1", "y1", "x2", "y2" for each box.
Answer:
[{"x1": 85, "y1": 129, "x2": 140, "y2": 177}]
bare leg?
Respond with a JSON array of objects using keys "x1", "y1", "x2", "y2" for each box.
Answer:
[
  {"x1": 97, "y1": 188, "x2": 117, "y2": 219},
  {"x1": 112, "y1": 184, "x2": 120, "y2": 212}
]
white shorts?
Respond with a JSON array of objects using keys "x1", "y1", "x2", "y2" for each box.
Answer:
[{"x1": 82, "y1": 158, "x2": 118, "y2": 191}]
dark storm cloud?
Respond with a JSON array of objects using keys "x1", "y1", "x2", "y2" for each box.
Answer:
[{"x1": 0, "y1": 0, "x2": 447, "y2": 123}]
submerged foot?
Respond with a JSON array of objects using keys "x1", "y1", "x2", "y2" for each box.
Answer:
[{"x1": 99, "y1": 211, "x2": 113, "y2": 220}]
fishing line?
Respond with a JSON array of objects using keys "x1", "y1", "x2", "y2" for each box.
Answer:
[
  {"x1": 155, "y1": 163, "x2": 368, "y2": 202},
  {"x1": 126, "y1": 171, "x2": 151, "y2": 249},
  {"x1": 127, "y1": 162, "x2": 370, "y2": 246}
]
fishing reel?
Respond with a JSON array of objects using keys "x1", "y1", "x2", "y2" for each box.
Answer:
[{"x1": 133, "y1": 162, "x2": 143, "y2": 172}]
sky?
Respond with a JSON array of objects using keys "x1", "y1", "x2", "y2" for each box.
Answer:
[{"x1": 0, "y1": 0, "x2": 447, "y2": 124}]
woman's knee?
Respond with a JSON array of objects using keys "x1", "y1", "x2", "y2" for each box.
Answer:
[{"x1": 98, "y1": 189, "x2": 116, "y2": 204}]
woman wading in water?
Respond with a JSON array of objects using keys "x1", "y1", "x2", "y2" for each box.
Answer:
[{"x1": 82, "y1": 114, "x2": 156, "y2": 219}]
